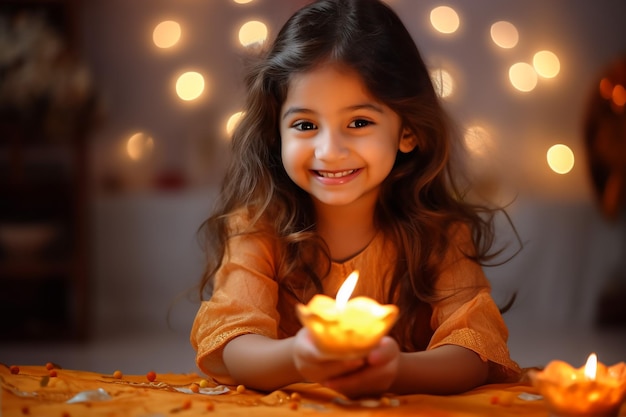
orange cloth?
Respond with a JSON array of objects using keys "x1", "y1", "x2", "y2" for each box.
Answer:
[
  {"x1": 1, "y1": 365, "x2": 578, "y2": 417},
  {"x1": 191, "y1": 223, "x2": 521, "y2": 385}
]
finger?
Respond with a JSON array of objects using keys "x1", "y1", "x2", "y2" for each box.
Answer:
[
  {"x1": 324, "y1": 347, "x2": 399, "y2": 398},
  {"x1": 309, "y1": 357, "x2": 365, "y2": 381},
  {"x1": 324, "y1": 366, "x2": 385, "y2": 398},
  {"x1": 367, "y1": 336, "x2": 398, "y2": 366}
]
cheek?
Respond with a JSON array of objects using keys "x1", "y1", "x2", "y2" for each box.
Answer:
[
  {"x1": 366, "y1": 139, "x2": 401, "y2": 179},
  {"x1": 280, "y1": 138, "x2": 304, "y2": 179},
  {"x1": 365, "y1": 138, "x2": 400, "y2": 164}
]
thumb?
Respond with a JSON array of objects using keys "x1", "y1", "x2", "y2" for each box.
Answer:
[{"x1": 367, "y1": 336, "x2": 397, "y2": 366}]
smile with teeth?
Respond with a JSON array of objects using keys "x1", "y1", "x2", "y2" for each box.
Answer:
[{"x1": 316, "y1": 169, "x2": 357, "y2": 178}]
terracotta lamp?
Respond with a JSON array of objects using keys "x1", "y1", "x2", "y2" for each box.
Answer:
[
  {"x1": 296, "y1": 271, "x2": 398, "y2": 359},
  {"x1": 530, "y1": 353, "x2": 626, "y2": 417}
]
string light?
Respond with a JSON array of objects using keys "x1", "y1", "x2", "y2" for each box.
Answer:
[
  {"x1": 226, "y1": 111, "x2": 244, "y2": 136},
  {"x1": 533, "y1": 50, "x2": 560, "y2": 78},
  {"x1": 238, "y1": 20, "x2": 268, "y2": 46},
  {"x1": 153, "y1": 20, "x2": 181, "y2": 49},
  {"x1": 509, "y1": 62, "x2": 538, "y2": 92},
  {"x1": 430, "y1": 6, "x2": 460, "y2": 34},
  {"x1": 430, "y1": 68, "x2": 454, "y2": 98},
  {"x1": 547, "y1": 144, "x2": 575, "y2": 174},
  {"x1": 126, "y1": 132, "x2": 154, "y2": 161},
  {"x1": 490, "y1": 21, "x2": 519, "y2": 49},
  {"x1": 175, "y1": 71, "x2": 205, "y2": 101}
]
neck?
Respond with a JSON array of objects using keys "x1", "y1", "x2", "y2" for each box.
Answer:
[{"x1": 314, "y1": 197, "x2": 378, "y2": 262}]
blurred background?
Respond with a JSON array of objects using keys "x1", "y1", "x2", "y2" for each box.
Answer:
[{"x1": 1, "y1": 0, "x2": 625, "y2": 375}]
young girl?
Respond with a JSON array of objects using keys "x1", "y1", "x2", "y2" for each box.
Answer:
[{"x1": 191, "y1": 0, "x2": 521, "y2": 398}]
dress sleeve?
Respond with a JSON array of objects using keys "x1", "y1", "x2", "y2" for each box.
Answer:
[
  {"x1": 190, "y1": 227, "x2": 280, "y2": 384},
  {"x1": 427, "y1": 226, "x2": 522, "y2": 382}
]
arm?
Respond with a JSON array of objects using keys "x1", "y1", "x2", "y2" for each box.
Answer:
[
  {"x1": 222, "y1": 331, "x2": 367, "y2": 391},
  {"x1": 222, "y1": 334, "x2": 301, "y2": 390},
  {"x1": 323, "y1": 337, "x2": 488, "y2": 398},
  {"x1": 391, "y1": 344, "x2": 488, "y2": 394}
]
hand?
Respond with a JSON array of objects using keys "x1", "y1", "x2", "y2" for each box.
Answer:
[
  {"x1": 292, "y1": 328, "x2": 366, "y2": 383},
  {"x1": 323, "y1": 336, "x2": 401, "y2": 398}
]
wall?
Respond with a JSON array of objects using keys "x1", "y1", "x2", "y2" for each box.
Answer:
[{"x1": 78, "y1": 0, "x2": 626, "y2": 370}]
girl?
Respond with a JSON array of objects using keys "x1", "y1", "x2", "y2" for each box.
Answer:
[{"x1": 191, "y1": 0, "x2": 521, "y2": 398}]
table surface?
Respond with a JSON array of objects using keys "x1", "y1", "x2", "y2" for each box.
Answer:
[{"x1": 1, "y1": 365, "x2": 624, "y2": 416}]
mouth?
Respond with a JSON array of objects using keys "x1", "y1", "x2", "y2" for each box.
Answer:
[{"x1": 314, "y1": 169, "x2": 358, "y2": 178}]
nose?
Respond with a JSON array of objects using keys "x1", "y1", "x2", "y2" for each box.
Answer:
[{"x1": 314, "y1": 128, "x2": 349, "y2": 161}]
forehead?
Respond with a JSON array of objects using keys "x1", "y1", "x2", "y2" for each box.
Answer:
[{"x1": 283, "y1": 62, "x2": 379, "y2": 108}]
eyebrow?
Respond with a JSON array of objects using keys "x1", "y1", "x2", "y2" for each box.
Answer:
[{"x1": 281, "y1": 103, "x2": 385, "y2": 120}]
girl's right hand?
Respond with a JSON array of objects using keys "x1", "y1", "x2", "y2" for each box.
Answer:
[{"x1": 292, "y1": 327, "x2": 366, "y2": 383}]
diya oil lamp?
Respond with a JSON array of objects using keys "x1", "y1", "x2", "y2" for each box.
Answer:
[
  {"x1": 296, "y1": 271, "x2": 398, "y2": 359},
  {"x1": 530, "y1": 353, "x2": 626, "y2": 417}
]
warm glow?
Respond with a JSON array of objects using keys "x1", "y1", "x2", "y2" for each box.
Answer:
[
  {"x1": 612, "y1": 84, "x2": 626, "y2": 107},
  {"x1": 530, "y1": 354, "x2": 626, "y2": 417},
  {"x1": 599, "y1": 78, "x2": 613, "y2": 99},
  {"x1": 126, "y1": 132, "x2": 154, "y2": 161},
  {"x1": 175, "y1": 71, "x2": 205, "y2": 101},
  {"x1": 464, "y1": 125, "x2": 491, "y2": 156},
  {"x1": 226, "y1": 111, "x2": 244, "y2": 136},
  {"x1": 296, "y1": 269, "x2": 398, "y2": 358},
  {"x1": 490, "y1": 21, "x2": 518, "y2": 49},
  {"x1": 533, "y1": 50, "x2": 560, "y2": 78},
  {"x1": 336, "y1": 271, "x2": 358, "y2": 310},
  {"x1": 509, "y1": 62, "x2": 538, "y2": 92},
  {"x1": 584, "y1": 353, "x2": 598, "y2": 380},
  {"x1": 233, "y1": 0, "x2": 253, "y2": 3},
  {"x1": 152, "y1": 20, "x2": 181, "y2": 49},
  {"x1": 430, "y1": 6, "x2": 460, "y2": 34},
  {"x1": 238, "y1": 20, "x2": 268, "y2": 46},
  {"x1": 430, "y1": 68, "x2": 454, "y2": 98},
  {"x1": 547, "y1": 144, "x2": 575, "y2": 174}
]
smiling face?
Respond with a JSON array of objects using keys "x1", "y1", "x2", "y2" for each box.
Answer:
[{"x1": 279, "y1": 63, "x2": 416, "y2": 211}]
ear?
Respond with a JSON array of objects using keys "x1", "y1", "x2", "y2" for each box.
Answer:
[{"x1": 399, "y1": 128, "x2": 418, "y2": 153}]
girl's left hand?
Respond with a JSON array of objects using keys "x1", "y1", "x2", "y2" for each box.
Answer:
[
  {"x1": 323, "y1": 336, "x2": 400, "y2": 398},
  {"x1": 293, "y1": 327, "x2": 367, "y2": 383}
]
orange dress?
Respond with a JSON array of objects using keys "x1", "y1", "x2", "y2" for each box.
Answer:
[{"x1": 190, "y1": 223, "x2": 521, "y2": 386}]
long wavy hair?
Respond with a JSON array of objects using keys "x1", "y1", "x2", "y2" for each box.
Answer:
[{"x1": 199, "y1": 0, "x2": 517, "y2": 351}]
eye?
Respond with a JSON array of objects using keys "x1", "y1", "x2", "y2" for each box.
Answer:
[
  {"x1": 292, "y1": 121, "x2": 317, "y2": 131},
  {"x1": 349, "y1": 119, "x2": 373, "y2": 128}
]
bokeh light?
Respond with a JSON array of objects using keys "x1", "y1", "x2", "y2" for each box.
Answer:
[
  {"x1": 175, "y1": 71, "x2": 205, "y2": 101},
  {"x1": 233, "y1": 0, "x2": 254, "y2": 3},
  {"x1": 152, "y1": 20, "x2": 181, "y2": 49},
  {"x1": 464, "y1": 125, "x2": 491, "y2": 156},
  {"x1": 612, "y1": 84, "x2": 626, "y2": 107},
  {"x1": 533, "y1": 50, "x2": 560, "y2": 78},
  {"x1": 430, "y1": 68, "x2": 454, "y2": 98},
  {"x1": 226, "y1": 111, "x2": 244, "y2": 136},
  {"x1": 490, "y1": 21, "x2": 518, "y2": 49},
  {"x1": 547, "y1": 144, "x2": 575, "y2": 174},
  {"x1": 238, "y1": 20, "x2": 268, "y2": 46},
  {"x1": 430, "y1": 6, "x2": 460, "y2": 34},
  {"x1": 599, "y1": 78, "x2": 613, "y2": 99},
  {"x1": 126, "y1": 132, "x2": 154, "y2": 161},
  {"x1": 509, "y1": 62, "x2": 538, "y2": 92}
]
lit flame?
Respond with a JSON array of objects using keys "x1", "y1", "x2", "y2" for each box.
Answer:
[
  {"x1": 336, "y1": 271, "x2": 359, "y2": 310},
  {"x1": 584, "y1": 353, "x2": 597, "y2": 380}
]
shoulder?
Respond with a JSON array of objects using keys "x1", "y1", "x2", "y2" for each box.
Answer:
[
  {"x1": 225, "y1": 207, "x2": 273, "y2": 235},
  {"x1": 223, "y1": 208, "x2": 278, "y2": 260}
]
